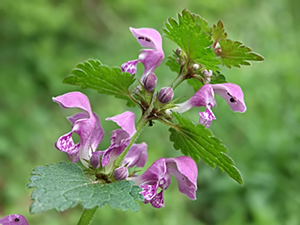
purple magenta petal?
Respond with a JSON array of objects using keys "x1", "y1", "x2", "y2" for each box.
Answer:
[
  {"x1": 106, "y1": 111, "x2": 136, "y2": 137},
  {"x1": 212, "y1": 83, "x2": 246, "y2": 112},
  {"x1": 67, "y1": 112, "x2": 88, "y2": 125},
  {"x1": 53, "y1": 92, "x2": 104, "y2": 165},
  {"x1": 55, "y1": 131, "x2": 80, "y2": 156},
  {"x1": 130, "y1": 27, "x2": 163, "y2": 51},
  {"x1": 166, "y1": 156, "x2": 198, "y2": 200},
  {"x1": 0, "y1": 214, "x2": 29, "y2": 225},
  {"x1": 122, "y1": 143, "x2": 147, "y2": 168},
  {"x1": 190, "y1": 84, "x2": 216, "y2": 108},
  {"x1": 90, "y1": 113, "x2": 104, "y2": 151},
  {"x1": 121, "y1": 59, "x2": 139, "y2": 75},
  {"x1": 140, "y1": 184, "x2": 158, "y2": 203},
  {"x1": 174, "y1": 84, "x2": 216, "y2": 114},
  {"x1": 113, "y1": 167, "x2": 129, "y2": 180},
  {"x1": 139, "y1": 49, "x2": 164, "y2": 81},
  {"x1": 131, "y1": 158, "x2": 168, "y2": 186},
  {"x1": 52, "y1": 92, "x2": 93, "y2": 116},
  {"x1": 199, "y1": 107, "x2": 216, "y2": 128},
  {"x1": 101, "y1": 145, "x2": 126, "y2": 167},
  {"x1": 110, "y1": 129, "x2": 130, "y2": 146},
  {"x1": 150, "y1": 190, "x2": 165, "y2": 208}
]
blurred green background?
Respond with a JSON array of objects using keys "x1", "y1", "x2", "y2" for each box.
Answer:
[{"x1": 1, "y1": 0, "x2": 299, "y2": 224}]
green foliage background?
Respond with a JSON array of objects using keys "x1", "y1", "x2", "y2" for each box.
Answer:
[{"x1": 0, "y1": 0, "x2": 299, "y2": 224}]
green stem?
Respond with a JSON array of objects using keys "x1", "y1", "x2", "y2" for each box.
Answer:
[
  {"x1": 169, "y1": 63, "x2": 189, "y2": 90},
  {"x1": 114, "y1": 113, "x2": 149, "y2": 167},
  {"x1": 77, "y1": 207, "x2": 98, "y2": 225}
]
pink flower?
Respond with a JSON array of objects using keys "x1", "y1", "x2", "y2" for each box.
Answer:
[
  {"x1": 53, "y1": 92, "x2": 104, "y2": 165},
  {"x1": 91, "y1": 111, "x2": 147, "y2": 173},
  {"x1": 121, "y1": 28, "x2": 164, "y2": 83},
  {"x1": 173, "y1": 83, "x2": 246, "y2": 127},
  {"x1": 130, "y1": 156, "x2": 198, "y2": 208}
]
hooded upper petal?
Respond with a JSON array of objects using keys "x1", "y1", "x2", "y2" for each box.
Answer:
[
  {"x1": 53, "y1": 92, "x2": 104, "y2": 164},
  {"x1": 106, "y1": 111, "x2": 136, "y2": 137},
  {"x1": 0, "y1": 214, "x2": 29, "y2": 225},
  {"x1": 166, "y1": 157, "x2": 198, "y2": 200},
  {"x1": 211, "y1": 83, "x2": 246, "y2": 112},
  {"x1": 130, "y1": 27, "x2": 163, "y2": 51}
]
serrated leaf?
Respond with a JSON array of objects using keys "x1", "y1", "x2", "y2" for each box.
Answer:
[
  {"x1": 169, "y1": 113, "x2": 243, "y2": 185},
  {"x1": 166, "y1": 55, "x2": 181, "y2": 74},
  {"x1": 212, "y1": 20, "x2": 227, "y2": 43},
  {"x1": 27, "y1": 162, "x2": 144, "y2": 214},
  {"x1": 218, "y1": 39, "x2": 265, "y2": 68},
  {"x1": 63, "y1": 59, "x2": 136, "y2": 107},
  {"x1": 163, "y1": 9, "x2": 220, "y2": 71}
]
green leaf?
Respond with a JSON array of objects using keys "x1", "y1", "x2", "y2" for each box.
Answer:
[
  {"x1": 27, "y1": 162, "x2": 144, "y2": 214},
  {"x1": 210, "y1": 71, "x2": 228, "y2": 84},
  {"x1": 218, "y1": 39, "x2": 265, "y2": 68},
  {"x1": 169, "y1": 113, "x2": 243, "y2": 185},
  {"x1": 187, "y1": 78, "x2": 203, "y2": 92},
  {"x1": 166, "y1": 55, "x2": 181, "y2": 74},
  {"x1": 211, "y1": 20, "x2": 227, "y2": 43},
  {"x1": 63, "y1": 59, "x2": 136, "y2": 107},
  {"x1": 163, "y1": 9, "x2": 220, "y2": 71}
]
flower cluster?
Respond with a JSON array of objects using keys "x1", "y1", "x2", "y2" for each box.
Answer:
[{"x1": 53, "y1": 27, "x2": 246, "y2": 208}]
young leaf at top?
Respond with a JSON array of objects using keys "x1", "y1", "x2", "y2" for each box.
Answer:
[
  {"x1": 218, "y1": 39, "x2": 265, "y2": 68},
  {"x1": 169, "y1": 112, "x2": 243, "y2": 185},
  {"x1": 163, "y1": 9, "x2": 220, "y2": 72},
  {"x1": 27, "y1": 162, "x2": 144, "y2": 214},
  {"x1": 211, "y1": 20, "x2": 227, "y2": 44},
  {"x1": 63, "y1": 59, "x2": 136, "y2": 107}
]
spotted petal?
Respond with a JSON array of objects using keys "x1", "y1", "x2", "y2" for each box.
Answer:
[
  {"x1": 212, "y1": 83, "x2": 246, "y2": 112},
  {"x1": 0, "y1": 214, "x2": 29, "y2": 225}
]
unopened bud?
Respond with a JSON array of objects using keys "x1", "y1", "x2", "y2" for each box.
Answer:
[
  {"x1": 113, "y1": 167, "x2": 129, "y2": 181},
  {"x1": 175, "y1": 47, "x2": 182, "y2": 55},
  {"x1": 90, "y1": 154, "x2": 100, "y2": 168},
  {"x1": 158, "y1": 87, "x2": 174, "y2": 103},
  {"x1": 203, "y1": 70, "x2": 212, "y2": 84},
  {"x1": 192, "y1": 64, "x2": 200, "y2": 70},
  {"x1": 143, "y1": 73, "x2": 157, "y2": 92},
  {"x1": 203, "y1": 70, "x2": 212, "y2": 77}
]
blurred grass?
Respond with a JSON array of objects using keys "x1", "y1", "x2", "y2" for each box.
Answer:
[{"x1": 0, "y1": 0, "x2": 299, "y2": 224}]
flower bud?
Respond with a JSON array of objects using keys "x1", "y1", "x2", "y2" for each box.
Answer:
[
  {"x1": 203, "y1": 70, "x2": 212, "y2": 77},
  {"x1": 203, "y1": 70, "x2": 212, "y2": 83},
  {"x1": 143, "y1": 73, "x2": 157, "y2": 92},
  {"x1": 113, "y1": 167, "x2": 129, "y2": 181},
  {"x1": 158, "y1": 87, "x2": 174, "y2": 103},
  {"x1": 192, "y1": 64, "x2": 200, "y2": 70},
  {"x1": 90, "y1": 154, "x2": 100, "y2": 168},
  {"x1": 175, "y1": 47, "x2": 182, "y2": 55}
]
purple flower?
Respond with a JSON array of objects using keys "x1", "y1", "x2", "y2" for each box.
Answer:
[
  {"x1": 121, "y1": 27, "x2": 164, "y2": 82},
  {"x1": 53, "y1": 92, "x2": 104, "y2": 165},
  {"x1": 0, "y1": 214, "x2": 28, "y2": 225},
  {"x1": 91, "y1": 111, "x2": 147, "y2": 173},
  {"x1": 130, "y1": 156, "x2": 198, "y2": 208},
  {"x1": 173, "y1": 83, "x2": 246, "y2": 127}
]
